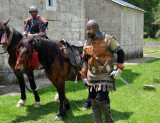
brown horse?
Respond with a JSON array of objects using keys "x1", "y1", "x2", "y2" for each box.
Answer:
[
  {"x1": 15, "y1": 32, "x2": 83, "y2": 120},
  {"x1": 0, "y1": 21, "x2": 41, "y2": 108}
]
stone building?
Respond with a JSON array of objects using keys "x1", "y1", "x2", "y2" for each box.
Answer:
[{"x1": 0, "y1": 0, "x2": 144, "y2": 84}]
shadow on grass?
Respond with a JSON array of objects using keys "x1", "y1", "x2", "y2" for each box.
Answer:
[
  {"x1": 12, "y1": 99, "x2": 87, "y2": 122},
  {"x1": 116, "y1": 69, "x2": 140, "y2": 88},
  {"x1": 12, "y1": 101, "x2": 58, "y2": 122},
  {"x1": 143, "y1": 58, "x2": 160, "y2": 63},
  {"x1": 12, "y1": 99, "x2": 133, "y2": 123},
  {"x1": 63, "y1": 109, "x2": 133, "y2": 123},
  {"x1": 12, "y1": 98, "x2": 133, "y2": 123},
  {"x1": 112, "y1": 109, "x2": 133, "y2": 121}
]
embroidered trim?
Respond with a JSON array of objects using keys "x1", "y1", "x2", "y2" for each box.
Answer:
[{"x1": 89, "y1": 83, "x2": 113, "y2": 93}]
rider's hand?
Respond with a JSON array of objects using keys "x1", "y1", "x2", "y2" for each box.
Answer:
[
  {"x1": 23, "y1": 32, "x2": 28, "y2": 36},
  {"x1": 80, "y1": 70, "x2": 89, "y2": 86},
  {"x1": 110, "y1": 64, "x2": 124, "y2": 80},
  {"x1": 28, "y1": 34, "x2": 35, "y2": 40}
]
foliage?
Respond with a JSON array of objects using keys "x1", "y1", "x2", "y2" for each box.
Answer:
[
  {"x1": 0, "y1": 59, "x2": 160, "y2": 122},
  {"x1": 124, "y1": 0, "x2": 160, "y2": 38}
]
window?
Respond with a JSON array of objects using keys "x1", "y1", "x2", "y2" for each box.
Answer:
[
  {"x1": 46, "y1": 0, "x2": 56, "y2": 11},
  {"x1": 49, "y1": 0, "x2": 53, "y2": 6}
]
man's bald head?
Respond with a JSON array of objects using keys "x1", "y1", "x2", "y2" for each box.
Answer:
[{"x1": 86, "y1": 20, "x2": 99, "y2": 30}]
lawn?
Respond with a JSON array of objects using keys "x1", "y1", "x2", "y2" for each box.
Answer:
[
  {"x1": 143, "y1": 47, "x2": 160, "y2": 57},
  {"x1": 144, "y1": 38, "x2": 160, "y2": 42},
  {"x1": 0, "y1": 59, "x2": 160, "y2": 123}
]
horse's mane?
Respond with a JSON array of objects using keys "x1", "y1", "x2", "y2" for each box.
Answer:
[
  {"x1": 36, "y1": 38, "x2": 64, "y2": 74},
  {"x1": 18, "y1": 37, "x2": 33, "y2": 54},
  {"x1": 7, "y1": 28, "x2": 23, "y2": 51}
]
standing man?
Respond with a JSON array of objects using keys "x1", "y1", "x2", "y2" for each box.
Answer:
[
  {"x1": 23, "y1": 6, "x2": 48, "y2": 39},
  {"x1": 80, "y1": 20, "x2": 125, "y2": 123}
]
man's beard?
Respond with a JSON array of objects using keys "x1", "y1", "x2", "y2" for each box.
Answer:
[{"x1": 87, "y1": 33, "x2": 95, "y2": 39}]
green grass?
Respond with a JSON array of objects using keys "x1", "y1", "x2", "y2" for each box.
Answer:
[
  {"x1": 1, "y1": 59, "x2": 160, "y2": 123},
  {"x1": 143, "y1": 47, "x2": 160, "y2": 57},
  {"x1": 144, "y1": 38, "x2": 160, "y2": 42}
]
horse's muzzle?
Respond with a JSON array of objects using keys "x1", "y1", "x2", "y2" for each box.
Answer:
[{"x1": 16, "y1": 67, "x2": 24, "y2": 74}]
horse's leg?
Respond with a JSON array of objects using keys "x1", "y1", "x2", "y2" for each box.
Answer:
[
  {"x1": 55, "y1": 78, "x2": 70, "y2": 121},
  {"x1": 14, "y1": 71, "x2": 27, "y2": 107},
  {"x1": 55, "y1": 92, "x2": 60, "y2": 102},
  {"x1": 26, "y1": 71, "x2": 41, "y2": 108}
]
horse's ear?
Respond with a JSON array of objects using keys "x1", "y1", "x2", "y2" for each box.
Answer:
[{"x1": 3, "y1": 20, "x2": 9, "y2": 26}]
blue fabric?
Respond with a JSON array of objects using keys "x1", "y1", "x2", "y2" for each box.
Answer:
[{"x1": 24, "y1": 16, "x2": 46, "y2": 34}]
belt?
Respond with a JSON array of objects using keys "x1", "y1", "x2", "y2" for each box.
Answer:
[
  {"x1": 90, "y1": 80, "x2": 112, "y2": 83},
  {"x1": 89, "y1": 65, "x2": 111, "y2": 74}
]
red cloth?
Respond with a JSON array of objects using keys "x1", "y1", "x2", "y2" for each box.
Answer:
[
  {"x1": 80, "y1": 54, "x2": 83, "y2": 58},
  {"x1": 31, "y1": 51, "x2": 40, "y2": 69}
]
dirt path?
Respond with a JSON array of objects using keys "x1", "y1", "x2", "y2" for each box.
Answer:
[
  {"x1": 124, "y1": 57, "x2": 159, "y2": 65},
  {"x1": 0, "y1": 77, "x2": 52, "y2": 97}
]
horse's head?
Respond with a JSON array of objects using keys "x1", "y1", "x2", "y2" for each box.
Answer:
[
  {"x1": 0, "y1": 20, "x2": 9, "y2": 41},
  {"x1": 15, "y1": 38, "x2": 38, "y2": 73}
]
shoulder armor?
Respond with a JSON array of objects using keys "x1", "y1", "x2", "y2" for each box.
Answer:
[
  {"x1": 38, "y1": 16, "x2": 48, "y2": 24},
  {"x1": 24, "y1": 17, "x2": 31, "y2": 24}
]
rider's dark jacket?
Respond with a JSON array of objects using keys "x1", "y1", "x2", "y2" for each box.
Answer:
[{"x1": 24, "y1": 15, "x2": 48, "y2": 34}]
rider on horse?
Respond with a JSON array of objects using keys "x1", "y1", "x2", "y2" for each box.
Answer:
[{"x1": 23, "y1": 6, "x2": 48, "y2": 39}]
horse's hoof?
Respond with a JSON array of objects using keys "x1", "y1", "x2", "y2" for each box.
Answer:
[
  {"x1": 82, "y1": 107, "x2": 87, "y2": 110},
  {"x1": 16, "y1": 103, "x2": 24, "y2": 107},
  {"x1": 34, "y1": 101, "x2": 41, "y2": 108},
  {"x1": 16, "y1": 99, "x2": 26, "y2": 107},
  {"x1": 55, "y1": 116, "x2": 64, "y2": 121},
  {"x1": 55, "y1": 99, "x2": 60, "y2": 103}
]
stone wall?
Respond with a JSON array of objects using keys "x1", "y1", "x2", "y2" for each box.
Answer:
[
  {"x1": 0, "y1": 0, "x2": 85, "y2": 41},
  {"x1": 0, "y1": 0, "x2": 85, "y2": 84},
  {"x1": 120, "y1": 7, "x2": 144, "y2": 58},
  {"x1": 0, "y1": 0, "x2": 144, "y2": 84},
  {"x1": 84, "y1": 0, "x2": 144, "y2": 59},
  {"x1": 144, "y1": 41, "x2": 160, "y2": 48},
  {"x1": 84, "y1": 0, "x2": 121, "y2": 41}
]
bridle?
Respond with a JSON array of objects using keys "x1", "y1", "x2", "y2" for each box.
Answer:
[
  {"x1": 16, "y1": 38, "x2": 33, "y2": 69},
  {"x1": 16, "y1": 38, "x2": 41, "y2": 92},
  {"x1": 0, "y1": 21, "x2": 13, "y2": 54}
]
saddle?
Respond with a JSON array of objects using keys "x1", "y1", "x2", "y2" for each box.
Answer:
[{"x1": 60, "y1": 39, "x2": 83, "y2": 69}]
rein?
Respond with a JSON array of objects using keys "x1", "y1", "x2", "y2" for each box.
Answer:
[{"x1": 25, "y1": 80, "x2": 40, "y2": 93}]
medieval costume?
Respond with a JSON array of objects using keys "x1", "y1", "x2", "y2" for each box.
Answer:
[
  {"x1": 23, "y1": 6, "x2": 48, "y2": 39},
  {"x1": 81, "y1": 20, "x2": 125, "y2": 123}
]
